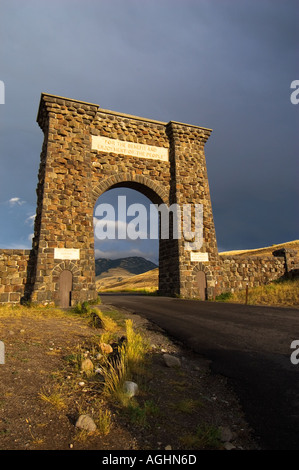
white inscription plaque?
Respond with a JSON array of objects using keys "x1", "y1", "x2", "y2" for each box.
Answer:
[
  {"x1": 91, "y1": 135, "x2": 169, "y2": 162},
  {"x1": 54, "y1": 248, "x2": 80, "y2": 260},
  {"x1": 190, "y1": 252, "x2": 209, "y2": 262}
]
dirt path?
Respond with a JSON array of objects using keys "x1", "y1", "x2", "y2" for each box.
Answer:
[{"x1": 0, "y1": 305, "x2": 257, "y2": 450}]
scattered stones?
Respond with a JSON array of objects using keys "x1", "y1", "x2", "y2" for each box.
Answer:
[
  {"x1": 75, "y1": 414, "x2": 97, "y2": 433},
  {"x1": 99, "y1": 343, "x2": 113, "y2": 354},
  {"x1": 78, "y1": 381, "x2": 85, "y2": 387},
  {"x1": 80, "y1": 358, "x2": 94, "y2": 375},
  {"x1": 163, "y1": 354, "x2": 181, "y2": 368},
  {"x1": 165, "y1": 445, "x2": 172, "y2": 450},
  {"x1": 123, "y1": 381, "x2": 139, "y2": 397}
]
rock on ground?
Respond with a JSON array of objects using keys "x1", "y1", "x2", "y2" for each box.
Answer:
[
  {"x1": 75, "y1": 415, "x2": 97, "y2": 433},
  {"x1": 123, "y1": 381, "x2": 139, "y2": 397},
  {"x1": 163, "y1": 353, "x2": 181, "y2": 368},
  {"x1": 80, "y1": 358, "x2": 94, "y2": 375}
]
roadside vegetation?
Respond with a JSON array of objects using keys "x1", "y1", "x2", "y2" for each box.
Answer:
[
  {"x1": 0, "y1": 301, "x2": 256, "y2": 450},
  {"x1": 215, "y1": 278, "x2": 299, "y2": 308}
]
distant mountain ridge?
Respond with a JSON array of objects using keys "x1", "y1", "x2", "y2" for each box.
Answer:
[{"x1": 95, "y1": 256, "x2": 158, "y2": 277}]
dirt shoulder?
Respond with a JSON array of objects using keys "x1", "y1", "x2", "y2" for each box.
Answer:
[{"x1": 0, "y1": 304, "x2": 257, "y2": 451}]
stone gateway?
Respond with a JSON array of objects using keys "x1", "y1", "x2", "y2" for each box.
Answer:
[{"x1": 0, "y1": 93, "x2": 297, "y2": 305}]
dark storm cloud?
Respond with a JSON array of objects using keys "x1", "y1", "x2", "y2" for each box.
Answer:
[{"x1": 0, "y1": 0, "x2": 298, "y2": 259}]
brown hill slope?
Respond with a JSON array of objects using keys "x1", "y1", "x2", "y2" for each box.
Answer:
[
  {"x1": 96, "y1": 268, "x2": 159, "y2": 293},
  {"x1": 219, "y1": 240, "x2": 299, "y2": 258}
]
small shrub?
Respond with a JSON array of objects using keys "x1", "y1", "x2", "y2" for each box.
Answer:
[
  {"x1": 126, "y1": 400, "x2": 160, "y2": 426},
  {"x1": 64, "y1": 346, "x2": 85, "y2": 371},
  {"x1": 215, "y1": 292, "x2": 233, "y2": 302},
  {"x1": 96, "y1": 408, "x2": 112, "y2": 435},
  {"x1": 96, "y1": 310, "x2": 118, "y2": 332},
  {"x1": 39, "y1": 388, "x2": 67, "y2": 410},
  {"x1": 72, "y1": 302, "x2": 89, "y2": 315},
  {"x1": 180, "y1": 424, "x2": 221, "y2": 450},
  {"x1": 101, "y1": 346, "x2": 128, "y2": 405},
  {"x1": 171, "y1": 398, "x2": 203, "y2": 414},
  {"x1": 125, "y1": 319, "x2": 149, "y2": 376}
]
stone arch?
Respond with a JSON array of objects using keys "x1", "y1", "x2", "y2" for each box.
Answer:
[
  {"x1": 92, "y1": 172, "x2": 169, "y2": 206},
  {"x1": 29, "y1": 93, "x2": 217, "y2": 304}
]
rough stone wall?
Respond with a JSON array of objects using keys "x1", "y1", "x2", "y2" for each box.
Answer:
[
  {"x1": 218, "y1": 255, "x2": 286, "y2": 293},
  {"x1": 212, "y1": 248, "x2": 299, "y2": 297},
  {"x1": 0, "y1": 250, "x2": 31, "y2": 303}
]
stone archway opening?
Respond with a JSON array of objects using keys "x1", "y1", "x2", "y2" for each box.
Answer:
[{"x1": 93, "y1": 186, "x2": 160, "y2": 294}]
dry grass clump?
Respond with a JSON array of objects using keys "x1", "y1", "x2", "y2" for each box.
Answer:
[
  {"x1": 216, "y1": 278, "x2": 299, "y2": 307},
  {"x1": 0, "y1": 303, "x2": 70, "y2": 320},
  {"x1": 100, "y1": 319, "x2": 149, "y2": 407},
  {"x1": 180, "y1": 424, "x2": 221, "y2": 450},
  {"x1": 227, "y1": 278, "x2": 299, "y2": 307},
  {"x1": 38, "y1": 387, "x2": 67, "y2": 410}
]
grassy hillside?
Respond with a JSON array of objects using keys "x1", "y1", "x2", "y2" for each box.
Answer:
[
  {"x1": 96, "y1": 268, "x2": 159, "y2": 293},
  {"x1": 219, "y1": 240, "x2": 299, "y2": 258},
  {"x1": 95, "y1": 257, "x2": 157, "y2": 277}
]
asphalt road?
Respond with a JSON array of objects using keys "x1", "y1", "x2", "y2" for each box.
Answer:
[{"x1": 101, "y1": 294, "x2": 299, "y2": 450}]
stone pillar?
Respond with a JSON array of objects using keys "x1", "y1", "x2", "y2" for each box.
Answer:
[
  {"x1": 30, "y1": 94, "x2": 99, "y2": 304},
  {"x1": 166, "y1": 121, "x2": 219, "y2": 298}
]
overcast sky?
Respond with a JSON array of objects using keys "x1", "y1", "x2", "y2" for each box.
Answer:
[{"x1": 0, "y1": 0, "x2": 298, "y2": 264}]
